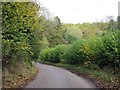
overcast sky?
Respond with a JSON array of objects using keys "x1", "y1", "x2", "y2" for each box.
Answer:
[{"x1": 37, "y1": 0, "x2": 119, "y2": 24}]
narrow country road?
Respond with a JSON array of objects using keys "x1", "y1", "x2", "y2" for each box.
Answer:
[{"x1": 25, "y1": 63, "x2": 97, "y2": 88}]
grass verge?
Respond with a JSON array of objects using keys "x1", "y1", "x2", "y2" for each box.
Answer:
[{"x1": 40, "y1": 61, "x2": 119, "y2": 88}]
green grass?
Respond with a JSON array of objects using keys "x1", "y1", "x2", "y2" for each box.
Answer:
[{"x1": 60, "y1": 64, "x2": 116, "y2": 83}]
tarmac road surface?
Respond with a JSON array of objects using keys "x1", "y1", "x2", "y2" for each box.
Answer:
[{"x1": 25, "y1": 63, "x2": 97, "y2": 88}]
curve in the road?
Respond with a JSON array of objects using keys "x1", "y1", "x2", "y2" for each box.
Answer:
[{"x1": 25, "y1": 63, "x2": 97, "y2": 88}]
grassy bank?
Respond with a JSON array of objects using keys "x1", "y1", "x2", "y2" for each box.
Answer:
[
  {"x1": 3, "y1": 62, "x2": 38, "y2": 88},
  {"x1": 40, "y1": 61, "x2": 119, "y2": 88}
]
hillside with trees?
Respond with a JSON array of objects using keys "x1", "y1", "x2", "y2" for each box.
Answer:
[{"x1": 2, "y1": 1, "x2": 120, "y2": 88}]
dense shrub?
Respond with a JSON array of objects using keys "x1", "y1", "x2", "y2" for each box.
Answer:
[
  {"x1": 63, "y1": 31, "x2": 119, "y2": 70},
  {"x1": 64, "y1": 40, "x2": 88, "y2": 65},
  {"x1": 40, "y1": 48, "x2": 54, "y2": 62},
  {"x1": 92, "y1": 31, "x2": 119, "y2": 69},
  {"x1": 40, "y1": 31, "x2": 119, "y2": 71},
  {"x1": 54, "y1": 45, "x2": 67, "y2": 62},
  {"x1": 40, "y1": 45, "x2": 66, "y2": 63}
]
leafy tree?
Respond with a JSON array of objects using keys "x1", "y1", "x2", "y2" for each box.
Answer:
[
  {"x1": 64, "y1": 26, "x2": 83, "y2": 43},
  {"x1": 2, "y1": 2, "x2": 42, "y2": 66},
  {"x1": 53, "y1": 16, "x2": 61, "y2": 29},
  {"x1": 42, "y1": 16, "x2": 66, "y2": 47}
]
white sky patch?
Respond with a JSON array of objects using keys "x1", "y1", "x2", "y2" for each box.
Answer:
[{"x1": 37, "y1": 0, "x2": 119, "y2": 23}]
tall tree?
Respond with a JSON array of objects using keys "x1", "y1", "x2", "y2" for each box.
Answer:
[
  {"x1": 53, "y1": 16, "x2": 61, "y2": 29},
  {"x1": 2, "y1": 2, "x2": 42, "y2": 65}
]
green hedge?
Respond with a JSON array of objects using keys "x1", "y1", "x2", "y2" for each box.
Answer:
[
  {"x1": 63, "y1": 40, "x2": 86, "y2": 64},
  {"x1": 93, "y1": 31, "x2": 119, "y2": 69},
  {"x1": 40, "y1": 31, "x2": 119, "y2": 70},
  {"x1": 64, "y1": 31, "x2": 119, "y2": 69},
  {"x1": 40, "y1": 45, "x2": 66, "y2": 63}
]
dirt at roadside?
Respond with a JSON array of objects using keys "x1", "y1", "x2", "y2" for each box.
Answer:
[{"x1": 2, "y1": 65, "x2": 39, "y2": 89}]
